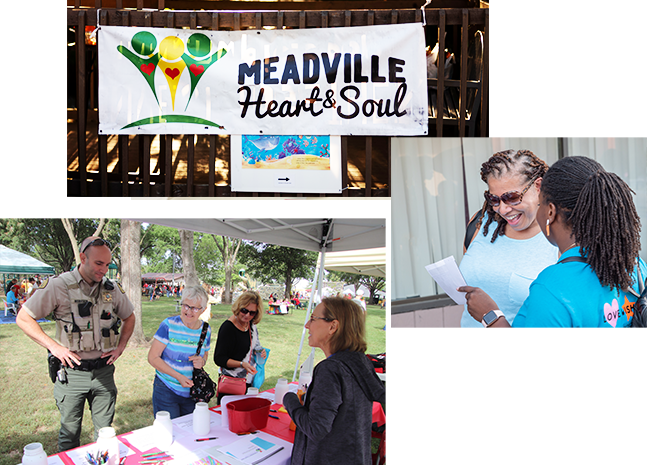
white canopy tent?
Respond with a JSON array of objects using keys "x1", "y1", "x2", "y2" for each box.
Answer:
[
  {"x1": 136, "y1": 219, "x2": 385, "y2": 380},
  {"x1": 0, "y1": 245, "x2": 56, "y2": 275},
  {"x1": 322, "y1": 247, "x2": 386, "y2": 278}
]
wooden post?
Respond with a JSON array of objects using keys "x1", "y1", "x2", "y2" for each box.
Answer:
[
  {"x1": 76, "y1": 11, "x2": 87, "y2": 197},
  {"x1": 187, "y1": 136, "x2": 195, "y2": 196},
  {"x1": 480, "y1": 8, "x2": 489, "y2": 136},
  {"x1": 165, "y1": 135, "x2": 173, "y2": 197},
  {"x1": 436, "y1": 10, "x2": 446, "y2": 136},
  {"x1": 120, "y1": 135, "x2": 129, "y2": 196},
  {"x1": 99, "y1": 136, "x2": 108, "y2": 197},
  {"x1": 458, "y1": 9, "x2": 468, "y2": 137},
  {"x1": 209, "y1": 135, "x2": 216, "y2": 197},
  {"x1": 365, "y1": 137, "x2": 372, "y2": 197}
]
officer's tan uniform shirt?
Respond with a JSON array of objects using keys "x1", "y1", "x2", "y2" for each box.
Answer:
[{"x1": 23, "y1": 268, "x2": 134, "y2": 359}]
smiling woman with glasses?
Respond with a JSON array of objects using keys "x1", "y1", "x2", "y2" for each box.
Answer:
[
  {"x1": 213, "y1": 290, "x2": 267, "y2": 404},
  {"x1": 283, "y1": 297, "x2": 385, "y2": 465},
  {"x1": 458, "y1": 149, "x2": 559, "y2": 328},
  {"x1": 147, "y1": 286, "x2": 211, "y2": 419}
]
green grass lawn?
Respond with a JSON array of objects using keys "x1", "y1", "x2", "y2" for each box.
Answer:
[{"x1": 0, "y1": 297, "x2": 385, "y2": 463}]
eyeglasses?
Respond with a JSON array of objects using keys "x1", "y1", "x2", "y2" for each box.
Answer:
[
  {"x1": 484, "y1": 178, "x2": 537, "y2": 208},
  {"x1": 240, "y1": 307, "x2": 258, "y2": 316},
  {"x1": 81, "y1": 238, "x2": 111, "y2": 253},
  {"x1": 182, "y1": 304, "x2": 203, "y2": 313},
  {"x1": 308, "y1": 316, "x2": 334, "y2": 324}
]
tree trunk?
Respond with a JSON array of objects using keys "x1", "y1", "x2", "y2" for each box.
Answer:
[
  {"x1": 284, "y1": 266, "x2": 293, "y2": 299},
  {"x1": 224, "y1": 268, "x2": 232, "y2": 303},
  {"x1": 61, "y1": 219, "x2": 82, "y2": 267},
  {"x1": 92, "y1": 219, "x2": 107, "y2": 238},
  {"x1": 179, "y1": 229, "x2": 199, "y2": 287},
  {"x1": 213, "y1": 235, "x2": 241, "y2": 304},
  {"x1": 62, "y1": 218, "x2": 107, "y2": 267},
  {"x1": 121, "y1": 220, "x2": 146, "y2": 345}
]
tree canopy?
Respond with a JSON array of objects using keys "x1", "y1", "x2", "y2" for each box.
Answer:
[{"x1": 238, "y1": 242, "x2": 318, "y2": 298}]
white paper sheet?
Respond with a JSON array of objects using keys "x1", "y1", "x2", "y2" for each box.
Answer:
[
  {"x1": 217, "y1": 435, "x2": 284, "y2": 465},
  {"x1": 175, "y1": 411, "x2": 222, "y2": 433},
  {"x1": 425, "y1": 256, "x2": 468, "y2": 305},
  {"x1": 48, "y1": 455, "x2": 66, "y2": 465},
  {"x1": 121, "y1": 426, "x2": 160, "y2": 454}
]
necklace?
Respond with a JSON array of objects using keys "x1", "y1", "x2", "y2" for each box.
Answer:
[
  {"x1": 563, "y1": 243, "x2": 579, "y2": 253},
  {"x1": 231, "y1": 316, "x2": 249, "y2": 331}
]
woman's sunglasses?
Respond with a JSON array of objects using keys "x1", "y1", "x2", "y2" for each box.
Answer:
[
  {"x1": 240, "y1": 307, "x2": 258, "y2": 316},
  {"x1": 484, "y1": 178, "x2": 536, "y2": 207}
]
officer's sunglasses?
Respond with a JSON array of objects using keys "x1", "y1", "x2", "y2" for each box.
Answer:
[
  {"x1": 484, "y1": 178, "x2": 537, "y2": 208},
  {"x1": 81, "y1": 238, "x2": 111, "y2": 253}
]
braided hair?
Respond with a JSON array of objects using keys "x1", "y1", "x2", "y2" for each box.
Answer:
[
  {"x1": 541, "y1": 156, "x2": 641, "y2": 293},
  {"x1": 478, "y1": 149, "x2": 550, "y2": 243}
]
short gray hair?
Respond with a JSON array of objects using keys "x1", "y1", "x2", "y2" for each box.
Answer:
[{"x1": 180, "y1": 286, "x2": 209, "y2": 309}]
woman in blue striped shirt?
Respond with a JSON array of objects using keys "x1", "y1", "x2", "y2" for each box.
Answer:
[{"x1": 148, "y1": 286, "x2": 211, "y2": 418}]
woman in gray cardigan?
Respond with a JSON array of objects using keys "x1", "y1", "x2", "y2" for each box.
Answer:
[{"x1": 284, "y1": 297, "x2": 385, "y2": 465}]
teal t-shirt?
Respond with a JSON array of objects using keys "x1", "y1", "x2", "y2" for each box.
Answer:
[
  {"x1": 154, "y1": 315, "x2": 211, "y2": 397},
  {"x1": 513, "y1": 247, "x2": 647, "y2": 328}
]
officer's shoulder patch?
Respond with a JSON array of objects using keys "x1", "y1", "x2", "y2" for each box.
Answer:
[
  {"x1": 116, "y1": 282, "x2": 126, "y2": 294},
  {"x1": 39, "y1": 278, "x2": 49, "y2": 289}
]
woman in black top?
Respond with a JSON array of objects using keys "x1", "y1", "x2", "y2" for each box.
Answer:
[{"x1": 213, "y1": 290, "x2": 267, "y2": 402}]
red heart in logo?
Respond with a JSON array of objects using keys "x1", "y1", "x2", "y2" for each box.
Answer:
[
  {"x1": 165, "y1": 68, "x2": 180, "y2": 79},
  {"x1": 190, "y1": 64, "x2": 205, "y2": 76},
  {"x1": 140, "y1": 63, "x2": 155, "y2": 75}
]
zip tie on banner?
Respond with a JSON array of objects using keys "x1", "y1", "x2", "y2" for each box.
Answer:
[
  {"x1": 88, "y1": 9, "x2": 101, "y2": 43},
  {"x1": 421, "y1": 0, "x2": 432, "y2": 27}
]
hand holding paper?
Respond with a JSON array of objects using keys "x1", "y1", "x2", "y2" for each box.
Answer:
[{"x1": 424, "y1": 256, "x2": 468, "y2": 305}]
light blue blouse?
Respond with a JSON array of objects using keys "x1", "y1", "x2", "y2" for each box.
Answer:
[{"x1": 459, "y1": 213, "x2": 559, "y2": 327}]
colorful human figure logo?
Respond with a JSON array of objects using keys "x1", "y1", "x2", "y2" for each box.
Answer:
[{"x1": 117, "y1": 31, "x2": 227, "y2": 111}]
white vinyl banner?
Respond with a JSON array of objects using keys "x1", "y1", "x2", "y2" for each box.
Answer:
[{"x1": 98, "y1": 23, "x2": 428, "y2": 136}]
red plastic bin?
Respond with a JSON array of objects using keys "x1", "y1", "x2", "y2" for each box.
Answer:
[{"x1": 226, "y1": 398, "x2": 272, "y2": 434}]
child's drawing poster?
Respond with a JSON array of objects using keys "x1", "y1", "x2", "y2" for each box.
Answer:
[
  {"x1": 231, "y1": 135, "x2": 341, "y2": 193},
  {"x1": 242, "y1": 135, "x2": 331, "y2": 170}
]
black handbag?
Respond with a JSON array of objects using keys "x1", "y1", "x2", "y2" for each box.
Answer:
[{"x1": 190, "y1": 322, "x2": 216, "y2": 403}]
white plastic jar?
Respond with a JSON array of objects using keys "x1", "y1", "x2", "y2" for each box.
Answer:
[{"x1": 22, "y1": 443, "x2": 47, "y2": 465}]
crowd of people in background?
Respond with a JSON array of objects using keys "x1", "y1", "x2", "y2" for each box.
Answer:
[
  {"x1": 142, "y1": 283, "x2": 184, "y2": 301},
  {"x1": 2, "y1": 275, "x2": 44, "y2": 314}
]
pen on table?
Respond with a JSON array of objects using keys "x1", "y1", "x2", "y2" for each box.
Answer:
[
  {"x1": 268, "y1": 414, "x2": 280, "y2": 419},
  {"x1": 139, "y1": 460, "x2": 166, "y2": 464},
  {"x1": 195, "y1": 437, "x2": 219, "y2": 442},
  {"x1": 141, "y1": 452, "x2": 169, "y2": 458},
  {"x1": 140, "y1": 454, "x2": 172, "y2": 458}
]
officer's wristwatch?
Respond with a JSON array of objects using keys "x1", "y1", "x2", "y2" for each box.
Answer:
[{"x1": 482, "y1": 310, "x2": 504, "y2": 327}]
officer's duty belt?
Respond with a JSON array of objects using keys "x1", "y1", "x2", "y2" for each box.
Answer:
[{"x1": 72, "y1": 357, "x2": 110, "y2": 371}]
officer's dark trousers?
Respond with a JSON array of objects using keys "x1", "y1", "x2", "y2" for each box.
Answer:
[{"x1": 53, "y1": 364, "x2": 117, "y2": 452}]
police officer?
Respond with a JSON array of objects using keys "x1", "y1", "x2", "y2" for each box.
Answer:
[{"x1": 17, "y1": 236, "x2": 135, "y2": 452}]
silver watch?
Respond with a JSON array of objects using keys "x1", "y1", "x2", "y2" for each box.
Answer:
[{"x1": 482, "y1": 310, "x2": 504, "y2": 327}]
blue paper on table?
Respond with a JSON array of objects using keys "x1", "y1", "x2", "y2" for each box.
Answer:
[{"x1": 252, "y1": 347, "x2": 270, "y2": 389}]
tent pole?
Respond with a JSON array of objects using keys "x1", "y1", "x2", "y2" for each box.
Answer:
[{"x1": 293, "y1": 246, "x2": 327, "y2": 381}]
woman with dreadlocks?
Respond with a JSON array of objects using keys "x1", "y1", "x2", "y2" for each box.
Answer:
[
  {"x1": 460, "y1": 156, "x2": 646, "y2": 327},
  {"x1": 459, "y1": 150, "x2": 559, "y2": 327}
]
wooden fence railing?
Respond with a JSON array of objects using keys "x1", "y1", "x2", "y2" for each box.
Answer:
[{"x1": 67, "y1": 6, "x2": 487, "y2": 197}]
